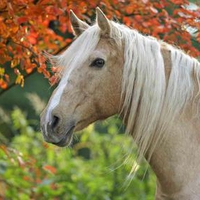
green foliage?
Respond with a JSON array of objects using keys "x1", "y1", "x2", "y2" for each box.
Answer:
[{"x1": 0, "y1": 106, "x2": 156, "y2": 199}]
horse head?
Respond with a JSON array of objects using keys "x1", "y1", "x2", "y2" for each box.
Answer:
[{"x1": 40, "y1": 8, "x2": 124, "y2": 146}]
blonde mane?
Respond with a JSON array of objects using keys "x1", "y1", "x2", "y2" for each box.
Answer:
[
  {"x1": 109, "y1": 22, "x2": 200, "y2": 161},
  {"x1": 41, "y1": 9, "x2": 200, "y2": 198},
  {"x1": 55, "y1": 19, "x2": 200, "y2": 161}
]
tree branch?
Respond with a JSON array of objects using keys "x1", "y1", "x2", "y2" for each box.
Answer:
[
  {"x1": 0, "y1": 69, "x2": 37, "y2": 96},
  {"x1": 0, "y1": 43, "x2": 69, "y2": 97}
]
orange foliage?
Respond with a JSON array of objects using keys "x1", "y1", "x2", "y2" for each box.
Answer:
[
  {"x1": 43, "y1": 165, "x2": 57, "y2": 174},
  {"x1": 0, "y1": 0, "x2": 199, "y2": 90}
]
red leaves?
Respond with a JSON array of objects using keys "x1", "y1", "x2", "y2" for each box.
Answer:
[
  {"x1": 49, "y1": 74, "x2": 59, "y2": 86},
  {"x1": 126, "y1": 6, "x2": 134, "y2": 15},
  {"x1": 197, "y1": 33, "x2": 200, "y2": 43},
  {"x1": 0, "y1": 0, "x2": 199, "y2": 91},
  {"x1": 0, "y1": 68, "x2": 9, "y2": 89},
  {"x1": 43, "y1": 165, "x2": 57, "y2": 174},
  {"x1": 170, "y1": 0, "x2": 188, "y2": 5},
  {"x1": 45, "y1": 5, "x2": 63, "y2": 17},
  {"x1": 0, "y1": 144, "x2": 58, "y2": 193},
  {"x1": 0, "y1": 79, "x2": 8, "y2": 89},
  {"x1": 27, "y1": 32, "x2": 38, "y2": 45},
  {"x1": 17, "y1": 16, "x2": 29, "y2": 24},
  {"x1": 0, "y1": 0, "x2": 67, "y2": 90}
]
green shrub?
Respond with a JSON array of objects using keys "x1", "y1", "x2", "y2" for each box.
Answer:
[{"x1": 0, "y1": 106, "x2": 155, "y2": 200}]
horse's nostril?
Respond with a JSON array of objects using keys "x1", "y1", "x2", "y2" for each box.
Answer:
[{"x1": 51, "y1": 115, "x2": 60, "y2": 130}]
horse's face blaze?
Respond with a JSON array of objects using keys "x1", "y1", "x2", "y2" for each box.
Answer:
[{"x1": 40, "y1": 36, "x2": 124, "y2": 146}]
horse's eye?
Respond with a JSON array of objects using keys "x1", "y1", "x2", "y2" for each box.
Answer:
[{"x1": 90, "y1": 58, "x2": 105, "y2": 68}]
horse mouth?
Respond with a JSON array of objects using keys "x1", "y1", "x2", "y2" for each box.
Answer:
[{"x1": 52, "y1": 126, "x2": 75, "y2": 147}]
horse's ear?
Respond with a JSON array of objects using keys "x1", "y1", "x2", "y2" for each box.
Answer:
[
  {"x1": 96, "y1": 7, "x2": 110, "y2": 36},
  {"x1": 69, "y1": 10, "x2": 89, "y2": 36}
]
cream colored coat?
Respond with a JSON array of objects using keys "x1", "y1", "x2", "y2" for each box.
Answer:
[{"x1": 41, "y1": 8, "x2": 200, "y2": 200}]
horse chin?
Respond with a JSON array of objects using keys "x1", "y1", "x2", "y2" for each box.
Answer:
[
  {"x1": 52, "y1": 126, "x2": 75, "y2": 147},
  {"x1": 51, "y1": 118, "x2": 94, "y2": 147}
]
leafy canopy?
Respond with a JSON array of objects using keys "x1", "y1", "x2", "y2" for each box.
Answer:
[
  {"x1": 0, "y1": 0, "x2": 199, "y2": 90},
  {"x1": 0, "y1": 106, "x2": 156, "y2": 199}
]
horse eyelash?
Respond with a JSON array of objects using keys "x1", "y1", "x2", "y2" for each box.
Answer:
[{"x1": 90, "y1": 58, "x2": 105, "y2": 68}]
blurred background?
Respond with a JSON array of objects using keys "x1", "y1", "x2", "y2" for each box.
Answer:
[{"x1": 0, "y1": 0, "x2": 199, "y2": 199}]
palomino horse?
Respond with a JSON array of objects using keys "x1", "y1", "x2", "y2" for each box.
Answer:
[{"x1": 40, "y1": 8, "x2": 200, "y2": 200}]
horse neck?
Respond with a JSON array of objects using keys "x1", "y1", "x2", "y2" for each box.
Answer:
[
  {"x1": 149, "y1": 47, "x2": 200, "y2": 199},
  {"x1": 150, "y1": 114, "x2": 200, "y2": 199}
]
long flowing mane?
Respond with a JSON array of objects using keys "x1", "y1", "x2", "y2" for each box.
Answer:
[
  {"x1": 54, "y1": 19, "x2": 200, "y2": 161},
  {"x1": 109, "y1": 22, "x2": 200, "y2": 161}
]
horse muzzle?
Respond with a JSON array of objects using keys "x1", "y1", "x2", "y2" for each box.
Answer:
[{"x1": 41, "y1": 115, "x2": 75, "y2": 147}]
